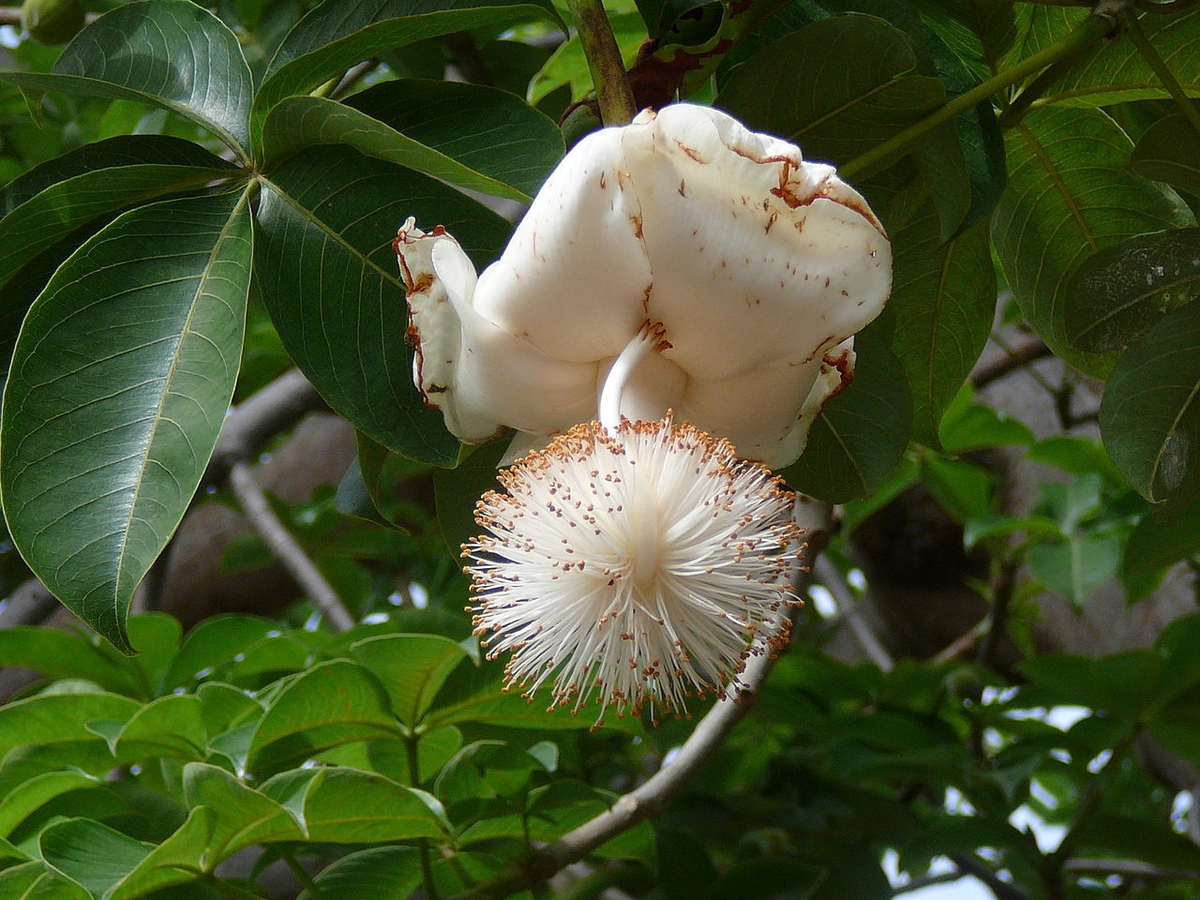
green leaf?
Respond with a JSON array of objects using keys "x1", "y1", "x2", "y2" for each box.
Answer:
[
  {"x1": 1130, "y1": 114, "x2": 1200, "y2": 198},
  {"x1": 0, "y1": 629, "x2": 139, "y2": 696},
  {"x1": 299, "y1": 846, "x2": 423, "y2": 900},
  {"x1": 991, "y1": 106, "x2": 1194, "y2": 374},
  {"x1": 39, "y1": 818, "x2": 153, "y2": 897},
  {"x1": 252, "y1": 0, "x2": 562, "y2": 145},
  {"x1": 433, "y1": 438, "x2": 508, "y2": 557},
  {"x1": 263, "y1": 80, "x2": 563, "y2": 201},
  {"x1": 529, "y1": 11, "x2": 646, "y2": 105},
  {"x1": 2, "y1": 1, "x2": 254, "y2": 156},
  {"x1": 938, "y1": 386, "x2": 1034, "y2": 453},
  {"x1": 274, "y1": 767, "x2": 449, "y2": 842},
  {"x1": 0, "y1": 691, "x2": 139, "y2": 755},
  {"x1": 162, "y1": 615, "x2": 279, "y2": 691},
  {"x1": 182, "y1": 763, "x2": 302, "y2": 861},
  {"x1": 0, "y1": 771, "x2": 99, "y2": 840},
  {"x1": 104, "y1": 808, "x2": 214, "y2": 900},
  {"x1": 352, "y1": 633, "x2": 471, "y2": 726},
  {"x1": 1019, "y1": 650, "x2": 1163, "y2": 721},
  {"x1": 1063, "y1": 227, "x2": 1200, "y2": 353},
  {"x1": 247, "y1": 659, "x2": 402, "y2": 775},
  {"x1": 111, "y1": 694, "x2": 207, "y2": 761},
  {"x1": 1100, "y1": 301, "x2": 1200, "y2": 506},
  {"x1": 0, "y1": 162, "x2": 240, "y2": 294},
  {"x1": 1035, "y1": 6, "x2": 1200, "y2": 107},
  {"x1": 886, "y1": 188, "x2": 996, "y2": 445},
  {"x1": 716, "y1": 14, "x2": 945, "y2": 167},
  {"x1": 1122, "y1": 504, "x2": 1200, "y2": 589},
  {"x1": 1, "y1": 189, "x2": 253, "y2": 651},
  {"x1": 779, "y1": 325, "x2": 912, "y2": 503},
  {"x1": 0, "y1": 862, "x2": 92, "y2": 900},
  {"x1": 1028, "y1": 534, "x2": 1121, "y2": 605},
  {"x1": 255, "y1": 145, "x2": 510, "y2": 464}
]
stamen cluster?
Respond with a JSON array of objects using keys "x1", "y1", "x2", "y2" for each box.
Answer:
[{"x1": 464, "y1": 417, "x2": 804, "y2": 724}]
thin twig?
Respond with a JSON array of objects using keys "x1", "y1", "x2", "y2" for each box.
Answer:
[
  {"x1": 951, "y1": 854, "x2": 1030, "y2": 900},
  {"x1": 970, "y1": 337, "x2": 1052, "y2": 388},
  {"x1": 814, "y1": 556, "x2": 895, "y2": 671},
  {"x1": 453, "y1": 499, "x2": 834, "y2": 899},
  {"x1": 227, "y1": 461, "x2": 355, "y2": 632}
]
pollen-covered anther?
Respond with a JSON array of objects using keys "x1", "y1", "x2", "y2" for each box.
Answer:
[{"x1": 462, "y1": 416, "x2": 804, "y2": 723}]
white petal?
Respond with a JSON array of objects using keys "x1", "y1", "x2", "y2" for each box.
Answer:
[
  {"x1": 471, "y1": 129, "x2": 652, "y2": 363},
  {"x1": 624, "y1": 105, "x2": 891, "y2": 380}
]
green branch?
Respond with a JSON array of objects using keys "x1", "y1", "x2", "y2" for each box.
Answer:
[
  {"x1": 840, "y1": 13, "x2": 1115, "y2": 180},
  {"x1": 567, "y1": 0, "x2": 637, "y2": 125}
]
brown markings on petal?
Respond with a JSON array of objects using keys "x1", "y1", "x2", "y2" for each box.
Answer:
[
  {"x1": 765, "y1": 211, "x2": 778, "y2": 235},
  {"x1": 406, "y1": 272, "x2": 435, "y2": 298},
  {"x1": 630, "y1": 213, "x2": 644, "y2": 239},
  {"x1": 673, "y1": 138, "x2": 706, "y2": 164},
  {"x1": 678, "y1": 178, "x2": 687, "y2": 197},
  {"x1": 648, "y1": 319, "x2": 673, "y2": 351},
  {"x1": 600, "y1": 171, "x2": 608, "y2": 190}
]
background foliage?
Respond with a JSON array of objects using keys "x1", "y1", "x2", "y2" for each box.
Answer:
[{"x1": 0, "y1": 0, "x2": 1200, "y2": 897}]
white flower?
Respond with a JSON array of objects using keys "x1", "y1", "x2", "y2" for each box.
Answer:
[
  {"x1": 464, "y1": 415, "x2": 803, "y2": 724},
  {"x1": 396, "y1": 103, "x2": 890, "y2": 468}
]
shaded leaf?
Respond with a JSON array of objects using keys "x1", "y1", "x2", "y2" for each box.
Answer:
[
  {"x1": 299, "y1": 846, "x2": 423, "y2": 900},
  {"x1": 1100, "y1": 302, "x2": 1200, "y2": 506},
  {"x1": 717, "y1": 14, "x2": 944, "y2": 167},
  {"x1": 0, "y1": 691, "x2": 139, "y2": 755},
  {"x1": 434, "y1": 438, "x2": 508, "y2": 556},
  {"x1": 991, "y1": 106, "x2": 1193, "y2": 374},
  {"x1": 111, "y1": 694, "x2": 207, "y2": 761},
  {"x1": 3, "y1": 1, "x2": 253, "y2": 155},
  {"x1": 1, "y1": 189, "x2": 253, "y2": 651},
  {"x1": 263, "y1": 80, "x2": 563, "y2": 201},
  {"x1": 252, "y1": 0, "x2": 562, "y2": 143},
  {"x1": 1028, "y1": 534, "x2": 1121, "y2": 605},
  {"x1": 780, "y1": 325, "x2": 912, "y2": 503},
  {"x1": 1064, "y1": 228, "x2": 1200, "y2": 352},
  {"x1": 1130, "y1": 114, "x2": 1200, "y2": 198},
  {"x1": 162, "y1": 615, "x2": 279, "y2": 691},
  {"x1": 0, "y1": 629, "x2": 139, "y2": 696},
  {"x1": 255, "y1": 145, "x2": 510, "y2": 465},
  {"x1": 0, "y1": 771, "x2": 99, "y2": 840},
  {"x1": 886, "y1": 187, "x2": 996, "y2": 445},
  {"x1": 39, "y1": 818, "x2": 153, "y2": 897}
]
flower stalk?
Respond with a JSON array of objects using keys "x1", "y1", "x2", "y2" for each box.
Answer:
[{"x1": 566, "y1": 0, "x2": 637, "y2": 125}]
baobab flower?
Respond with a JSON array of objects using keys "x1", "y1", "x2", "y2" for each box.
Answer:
[
  {"x1": 462, "y1": 326, "x2": 803, "y2": 723},
  {"x1": 396, "y1": 103, "x2": 890, "y2": 468}
]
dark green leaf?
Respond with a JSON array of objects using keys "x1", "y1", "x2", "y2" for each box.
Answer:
[
  {"x1": 0, "y1": 771, "x2": 99, "y2": 840},
  {"x1": 247, "y1": 659, "x2": 402, "y2": 775},
  {"x1": 255, "y1": 146, "x2": 511, "y2": 465},
  {"x1": 1064, "y1": 228, "x2": 1200, "y2": 352},
  {"x1": 0, "y1": 863, "x2": 91, "y2": 900},
  {"x1": 264, "y1": 80, "x2": 563, "y2": 201},
  {"x1": 886, "y1": 187, "x2": 996, "y2": 445},
  {"x1": 162, "y1": 615, "x2": 279, "y2": 691},
  {"x1": 780, "y1": 326, "x2": 912, "y2": 503},
  {"x1": 938, "y1": 386, "x2": 1034, "y2": 452},
  {"x1": 1019, "y1": 651, "x2": 1163, "y2": 721},
  {"x1": 112, "y1": 694, "x2": 207, "y2": 761},
  {"x1": 1130, "y1": 114, "x2": 1200, "y2": 198},
  {"x1": 1036, "y1": 6, "x2": 1200, "y2": 107},
  {"x1": 105, "y1": 808, "x2": 214, "y2": 900},
  {"x1": 717, "y1": 14, "x2": 944, "y2": 167},
  {"x1": 434, "y1": 438, "x2": 508, "y2": 556},
  {"x1": 1100, "y1": 302, "x2": 1200, "y2": 505},
  {"x1": 3, "y1": 1, "x2": 254, "y2": 155},
  {"x1": 39, "y1": 818, "x2": 152, "y2": 896},
  {"x1": 991, "y1": 106, "x2": 1193, "y2": 374},
  {"x1": 1, "y1": 189, "x2": 253, "y2": 651},
  {"x1": 1122, "y1": 504, "x2": 1200, "y2": 589},
  {"x1": 252, "y1": 0, "x2": 562, "y2": 144}
]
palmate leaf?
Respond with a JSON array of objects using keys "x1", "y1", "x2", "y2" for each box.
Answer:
[
  {"x1": 251, "y1": 0, "x2": 562, "y2": 145},
  {"x1": 263, "y1": 81, "x2": 564, "y2": 201},
  {"x1": 1, "y1": 188, "x2": 253, "y2": 652},
  {"x1": 255, "y1": 145, "x2": 511, "y2": 465},
  {"x1": 1, "y1": 0, "x2": 254, "y2": 157},
  {"x1": 991, "y1": 105, "x2": 1194, "y2": 375}
]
